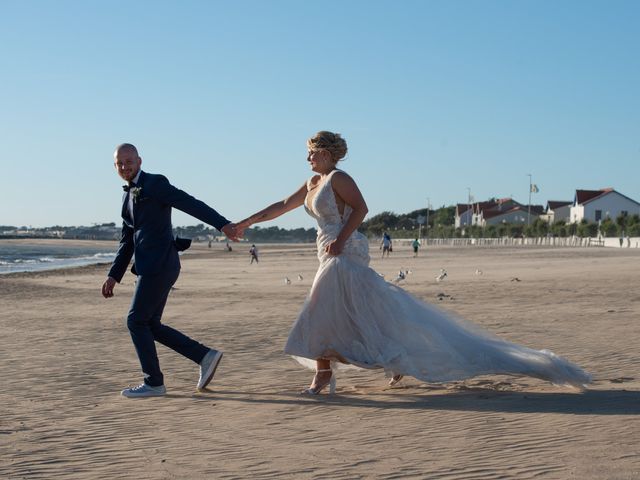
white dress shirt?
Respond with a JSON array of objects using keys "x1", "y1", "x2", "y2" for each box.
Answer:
[{"x1": 128, "y1": 170, "x2": 142, "y2": 222}]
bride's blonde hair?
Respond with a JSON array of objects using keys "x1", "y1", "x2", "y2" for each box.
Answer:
[{"x1": 307, "y1": 131, "x2": 348, "y2": 163}]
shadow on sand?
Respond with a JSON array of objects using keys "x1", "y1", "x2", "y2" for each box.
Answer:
[{"x1": 190, "y1": 387, "x2": 640, "y2": 415}]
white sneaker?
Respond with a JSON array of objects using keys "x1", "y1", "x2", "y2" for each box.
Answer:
[
  {"x1": 121, "y1": 383, "x2": 167, "y2": 398},
  {"x1": 197, "y1": 349, "x2": 223, "y2": 391}
]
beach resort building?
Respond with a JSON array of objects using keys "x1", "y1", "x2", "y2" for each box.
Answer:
[
  {"x1": 479, "y1": 204, "x2": 544, "y2": 227},
  {"x1": 569, "y1": 188, "x2": 640, "y2": 224},
  {"x1": 542, "y1": 200, "x2": 572, "y2": 224},
  {"x1": 455, "y1": 204, "x2": 473, "y2": 228},
  {"x1": 455, "y1": 198, "x2": 543, "y2": 228}
]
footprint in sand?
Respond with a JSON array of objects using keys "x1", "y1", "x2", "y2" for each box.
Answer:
[{"x1": 610, "y1": 377, "x2": 634, "y2": 383}]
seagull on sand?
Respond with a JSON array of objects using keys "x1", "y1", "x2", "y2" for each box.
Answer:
[
  {"x1": 436, "y1": 292, "x2": 454, "y2": 301},
  {"x1": 393, "y1": 270, "x2": 406, "y2": 283},
  {"x1": 297, "y1": 274, "x2": 304, "y2": 281},
  {"x1": 436, "y1": 269, "x2": 447, "y2": 282},
  {"x1": 284, "y1": 277, "x2": 291, "y2": 285}
]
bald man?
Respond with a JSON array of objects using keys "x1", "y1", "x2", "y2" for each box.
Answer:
[{"x1": 102, "y1": 143, "x2": 238, "y2": 398}]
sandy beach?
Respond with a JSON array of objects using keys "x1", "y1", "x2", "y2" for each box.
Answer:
[{"x1": 1, "y1": 241, "x2": 639, "y2": 479}]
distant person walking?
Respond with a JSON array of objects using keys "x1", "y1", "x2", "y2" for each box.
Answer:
[
  {"x1": 249, "y1": 244, "x2": 259, "y2": 264},
  {"x1": 412, "y1": 238, "x2": 421, "y2": 257},
  {"x1": 380, "y1": 232, "x2": 392, "y2": 258}
]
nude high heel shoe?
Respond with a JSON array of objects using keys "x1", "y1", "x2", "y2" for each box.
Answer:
[{"x1": 301, "y1": 369, "x2": 336, "y2": 395}]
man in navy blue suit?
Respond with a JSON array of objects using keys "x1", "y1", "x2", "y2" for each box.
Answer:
[{"x1": 102, "y1": 143, "x2": 239, "y2": 398}]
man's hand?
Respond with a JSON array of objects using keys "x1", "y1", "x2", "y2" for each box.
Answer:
[
  {"x1": 102, "y1": 276, "x2": 117, "y2": 298},
  {"x1": 222, "y1": 223, "x2": 241, "y2": 241}
]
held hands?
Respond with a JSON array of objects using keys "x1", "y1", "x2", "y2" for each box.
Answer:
[
  {"x1": 102, "y1": 276, "x2": 117, "y2": 298},
  {"x1": 221, "y1": 223, "x2": 242, "y2": 241},
  {"x1": 324, "y1": 239, "x2": 345, "y2": 256},
  {"x1": 231, "y1": 219, "x2": 252, "y2": 240}
]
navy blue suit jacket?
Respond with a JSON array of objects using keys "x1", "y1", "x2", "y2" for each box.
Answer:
[{"x1": 108, "y1": 170, "x2": 230, "y2": 282}]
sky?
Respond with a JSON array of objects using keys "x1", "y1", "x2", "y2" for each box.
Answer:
[{"x1": 1, "y1": 0, "x2": 639, "y2": 229}]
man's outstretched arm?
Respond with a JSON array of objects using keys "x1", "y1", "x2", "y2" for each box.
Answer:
[{"x1": 152, "y1": 175, "x2": 237, "y2": 237}]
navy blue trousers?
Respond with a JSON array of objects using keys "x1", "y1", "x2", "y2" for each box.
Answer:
[{"x1": 126, "y1": 268, "x2": 209, "y2": 386}]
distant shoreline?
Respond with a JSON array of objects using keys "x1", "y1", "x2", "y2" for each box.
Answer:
[
  {"x1": 0, "y1": 238, "x2": 119, "y2": 247},
  {"x1": 0, "y1": 239, "x2": 118, "y2": 275}
]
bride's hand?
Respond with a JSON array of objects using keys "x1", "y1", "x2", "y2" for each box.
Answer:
[
  {"x1": 324, "y1": 239, "x2": 345, "y2": 256},
  {"x1": 222, "y1": 223, "x2": 241, "y2": 241},
  {"x1": 234, "y1": 219, "x2": 252, "y2": 239}
]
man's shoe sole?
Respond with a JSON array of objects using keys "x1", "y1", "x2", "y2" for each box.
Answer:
[
  {"x1": 121, "y1": 388, "x2": 166, "y2": 398},
  {"x1": 121, "y1": 392, "x2": 166, "y2": 398}
]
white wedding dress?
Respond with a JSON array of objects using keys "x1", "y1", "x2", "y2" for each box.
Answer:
[{"x1": 284, "y1": 170, "x2": 591, "y2": 388}]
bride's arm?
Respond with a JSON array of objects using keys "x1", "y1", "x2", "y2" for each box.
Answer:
[
  {"x1": 236, "y1": 182, "x2": 307, "y2": 234},
  {"x1": 326, "y1": 172, "x2": 369, "y2": 255}
]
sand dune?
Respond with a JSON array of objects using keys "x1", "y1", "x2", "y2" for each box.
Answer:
[{"x1": 1, "y1": 242, "x2": 639, "y2": 479}]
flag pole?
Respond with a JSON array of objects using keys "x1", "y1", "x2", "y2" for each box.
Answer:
[
  {"x1": 527, "y1": 173, "x2": 532, "y2": 227},
  {"x1": 426, "y1": 197, "x2": 430, "y2": 241},
  {"x1": 467, "y1": 187, "x2": 471, "y2": 228}
]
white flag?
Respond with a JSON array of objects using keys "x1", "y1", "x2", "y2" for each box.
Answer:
[{"x1": 530, "y1": 184, "x2": 539, "y2": 193}]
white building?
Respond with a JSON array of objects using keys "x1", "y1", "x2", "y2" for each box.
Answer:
[
  {"x1": 543, "y1": 200, "x2": 572, "y2": 224},
  {"x1": 455, "y1": 198, "x2": 543, "y2": 228},
  {"x1": 455, "y1": 204, "x2": 473, "y2": 228},
  {"x1": 479, "y1": 205, "x2": 541, "y2": 227},
  {"x1": 570, "y1": 188, "x2": 640, "y2": 224}
]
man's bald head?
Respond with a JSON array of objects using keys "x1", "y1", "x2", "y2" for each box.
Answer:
[
  {"x1": 114, "y1": 143, "x2": 139, "y2": 158},
  {"x1": 114, "y1": 143, "x2": 142, "y2": 183}
]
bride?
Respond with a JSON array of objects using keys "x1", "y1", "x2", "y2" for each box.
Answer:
[{"x1": 236, "y1": 131, "x2": 591, "y2": 395}]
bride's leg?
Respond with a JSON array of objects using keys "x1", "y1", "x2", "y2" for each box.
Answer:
[
  {"x1": 302, "y1": 358, "x2": 334, "y2": 394},
  {"x1": 311, "y1": 358, "x2": 331, "y2": 387}
]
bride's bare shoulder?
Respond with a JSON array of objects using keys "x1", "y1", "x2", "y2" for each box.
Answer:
[{"x1": 331, "y1": 170, "x2": 357, "y2": 187}]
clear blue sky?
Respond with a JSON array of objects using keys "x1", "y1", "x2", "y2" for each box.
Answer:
[{"x1": 2, "y1": 0, "x2": 638, "y2": 229}]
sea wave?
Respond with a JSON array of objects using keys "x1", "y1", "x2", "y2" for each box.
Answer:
[
  {"x1": 92, "y1": 253, "x2": 115, "y2": 259},
  {"x1": 0, "y1": 251, "x2": 116, "y2": 274},
  {"x1": 2, "y1": 256, "x2": 74, "y2": 264}
]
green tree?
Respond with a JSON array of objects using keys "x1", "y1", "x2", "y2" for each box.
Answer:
[
  {"x1": 576, "y1": 220, "x2": 598, "y2": 237},
  {"x1": 615, "y1": 212, "x2": 628, "y2": 230},
  {"x1": 600, "y1": 218, "x2": 617, "y2": 237},
  {"x1": 487, "y1": 225, "x2": 501, "y2": 238},
  {"x1": 431, "y1": 206, "x2": 455, "y2": 227},
  {"x1": 551, "y1": 220, "x2": 567, "y2": 237}
]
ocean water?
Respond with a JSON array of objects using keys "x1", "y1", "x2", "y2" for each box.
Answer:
[{"x1": 0, "y1": 242, "x2": 117, "y2": 274}]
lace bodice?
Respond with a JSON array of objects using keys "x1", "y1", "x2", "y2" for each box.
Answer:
[{"x1": 304, "y1": 170, "x2": 370, "y2": 265}]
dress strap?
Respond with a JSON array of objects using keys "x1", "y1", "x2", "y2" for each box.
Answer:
[
  {"x1": 327, "y1": 168, "x2": 342, "y2": 179},
  {"x1": 323, "y1": 169, "x2": 343, "y2": 190}
]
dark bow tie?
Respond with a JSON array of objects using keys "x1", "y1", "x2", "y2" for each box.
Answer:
[{"x1": 122, "y1": 183, "x2": 137, "y2": 192}]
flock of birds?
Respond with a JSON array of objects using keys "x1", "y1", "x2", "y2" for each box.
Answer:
[
  {"x1": 283, "y1": 268, "x2": 522, "y2": 285},
  {"x1": 284, "y1": 274, "x2": 304, "y2": 285}
]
